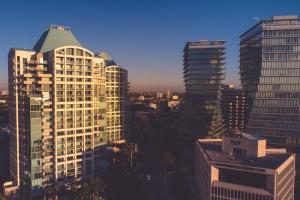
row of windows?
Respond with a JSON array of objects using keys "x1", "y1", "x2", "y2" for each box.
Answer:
[
  {"x1": 55, "y1": 76, "x2": 94, "y2": 82},
  {"x1": 55, "y1": 71, "x2": 94, "y2": 76},
  {"x1": 254, "y1": 98, "x2": 300, "y2": 106},
  {"x1": 252, "y1": 106, "x2": 300, "y2": 114},
  {"x1": 263, "y1": 37, "x2": 300, "y2": 45},
  {"x1": 263, "y1": 53, "x2": 300, "y2": 60},
  {"x1": 263, "y1": 61, "x2": 300, "y2": 68},
  {"x1": 256, "y1": 91, "x2": 300, "y2": 98},
  {"x1": 250, "y1": 120, "x2": 300, "y2": 130},
  {"x1": 261, "y1": 68, "x2": 300, "y2": 76},
  {"x1": 251, "y1": 113, "x2": 300, "y2": 122},
  {"x1": 263, "y1": 45, "x2": 300, "y2": 52},
  {"x1": 186, "y1": 74, "x2": 224, "y2": 80},
  {"x1": 56, "y1": 91, "x2": 95, "y2": 95},
  {"x1": 211, "y1": 186, "x2": 273, "y2": 200},
  {"x1": 56, "y1": 84, "x2": 93, "y2": 90},
  {"x1": 250, "y1": 127, "x2": 299, "y2": 137},
  {"x1": 56, "y1": 110, "x2": 103, "y2": 118},
  {"x1": 258, "y1": 84, "x2": 300, "y2": 91},
  {"x1": 259, "y1": 76, "x2": 300, "y2": 84},
  {"x1": 56, "y1": 64, "x2": 94, "y2": 70},
  {"x1": 185, "y1": 60, "x2": 223, "y2": 65},
  {"x1": 185, "y1": 79, "x2": 220, "y2": 84},
  {"x1": 57, "y1": 110, "x2": 93, "y2": 116},
  {"x1": 56, "y1": 48, "x2": 93, "y2": 57},
  {"x1": 56, "y1": 127, "x2": 105, "y2": 137},
  {"x1": 263, "y1": 29, "x2": 300, "y2": 37},
  {"x1": 56, "y1": 57, "x2": 92, "y2": 65},
  {"x1": 56, "y1": 97, "x2": 96, "y2": 102}
]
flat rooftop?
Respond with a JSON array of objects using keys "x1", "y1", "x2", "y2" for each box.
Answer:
[{"x1": 199, "y1": 140, "x2": 291, "y2": 169}]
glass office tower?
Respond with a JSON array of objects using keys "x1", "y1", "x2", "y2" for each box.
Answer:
[
  {"x1": 183, "y1": 40, "x2": 226, "y2": 137},
  {"x1": 240, "y1": 16, "x2": 300, "y2": 147}
]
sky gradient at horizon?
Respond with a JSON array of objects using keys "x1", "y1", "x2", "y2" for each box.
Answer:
[{"x1": 0, "y1": 0, "x2": 299, "y2": 91}]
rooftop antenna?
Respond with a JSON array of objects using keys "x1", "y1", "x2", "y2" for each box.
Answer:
[{"x1": 253, "y1": 17, "x2": 260, "y2": 23}]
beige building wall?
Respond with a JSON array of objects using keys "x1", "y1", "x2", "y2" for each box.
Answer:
[
  {"x1": 8, "y1": 49, "x2": 53, "y2": 188},
  {"x1": 7, "y1": 45, "x2": 107, "y2": 192},
  {"x1": 47, "y1": 46, "x2": 107, "y2": 181},
  {"x1": 195, "y1": 137, "x2": 296, "y2": 200},
  {"x1": 105, "y1": 65, "x2": 128, "y2": 142}
]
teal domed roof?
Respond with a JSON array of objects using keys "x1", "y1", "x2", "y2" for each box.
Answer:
[
  {"x1": 33, "y1": 25, "x2": 82, "y2": 52},
  {"x1": 97, "y1": 51, "x2": 117, "y2": 66}
]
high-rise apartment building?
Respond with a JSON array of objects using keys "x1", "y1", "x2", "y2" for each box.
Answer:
[
  {"x1": 183, "y1": 40, "x2": 226, "y2": 137},
  {"x1": 221, "y1": 84, "x2": 245, "y2": 132},
  {"x1": 99, "y1": 52, "x2": 129, "y2": 142},
  {"x1": 6, "y1": 25, "x2": 111, "y2": 194},
  {"x1": 240, "y1": 16, "x2": 300, "y2": 147},
  {"x1": 195, "y1": 133, "x2": 295, "y2": 200}
]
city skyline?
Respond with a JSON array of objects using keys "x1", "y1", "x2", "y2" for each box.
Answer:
[{"x1": 0, "y1": 0, "x2": 299, "y2": 91}]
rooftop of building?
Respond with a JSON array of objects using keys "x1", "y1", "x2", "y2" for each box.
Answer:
[
  {"x1": 33, "y1": 25, "x2": 82, "y2": 52},
  {"x1": 271, "y1": 15, "x2": 298, "y2": 20},
  {"x1": 240, "y1": 15, "x2": 300, "y2": 38},
  {"x1": 96, "y1": 51, "x2": 117, "y2": 66},
  {"x1": 10, "y1": 48, "x2": 36, "y2": 52},
  {"x1": 185, "y1": 40, "x2": 225, "y2": 49},
  {"x1": 198, "y1": 133, "x2": 292, "y2": 169}
]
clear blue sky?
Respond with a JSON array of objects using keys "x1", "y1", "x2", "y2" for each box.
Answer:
[{"x1": 0, "y1": 0, "x2": 299, "y2": 91}]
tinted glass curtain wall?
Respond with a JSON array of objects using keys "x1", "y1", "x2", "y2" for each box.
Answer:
[
  {"x1": 183, "y1": 40, "x2": 226, "y2": 137},
  {"x1": 240, "y1": 16, "x2": 300, "y2": 147}
]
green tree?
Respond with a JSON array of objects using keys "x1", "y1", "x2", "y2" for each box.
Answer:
[
  {"x1": 161, "y1": 152, "x2": 175, "y2": 169},
  {"x1": 76, "y1": 177, "x2": 106, "y2": 200},
  {"x1": 0, "y1": 194, "x2": 5, "y2": 200}
]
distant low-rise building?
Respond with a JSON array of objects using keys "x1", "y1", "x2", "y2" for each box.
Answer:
[
  {"x1": 168, "y1": 100, "x2": 180, "y2": 109},
  {"x1": 165, "y1": 90, "x2": 171, "y2": 99},
  {"x1": 172, "y1": 95, "x2": 179, "y2": 101},
  {"x1": 138, "y1": 95, "x2": 145, "y2": 101},
  {"x1": 156, "y1": 92, "x2": 163, "y2": 98},
  {"x1": 195, "y1": 132, "x2": 295, "y2": 200},
  {"x1": 149, "y1": 102, "x2": 157, "y2": 110}
]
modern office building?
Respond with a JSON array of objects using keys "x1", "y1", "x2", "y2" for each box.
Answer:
[
  {"x1": 240, "y1": 15, "x2": 300, "y2": 148},
  {"x1": 221, "y1": 84, "x2": 246, "y2": 132},
  {"x1": 6, "y1": 25, "x2": 110, "y2": 194},
  {"x1": 195, "y1": 132, "x2": 296, "y2": 200},
  {"x1": 183, "y1": 40, "x2": 226, "y2": 137},
  {"x1": 99, "y1": 52, "x2": 129, "y2": 142}
]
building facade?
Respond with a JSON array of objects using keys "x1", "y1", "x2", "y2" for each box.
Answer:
[
  {"x1": 195, "y1": 133, "x2": 296, "y2": 200},
  {"x1": 6, "y1": 25, "x2": 112, "y2": 194},
  {"x1": 240, "y1": 16, "x2": 300, "y2": 148},
  {"x1": 97, "y1": 52, "x2": 129, "y2": 142},
  {"x1": 221, "y1": 84, "x2": 246, "y2": 132},
  {"x1": 183, "y1": 40, "x2": 226, "y2": 137},
  {"x1": 105, "y1": 64, "x2": 128, "y2": 141}
]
